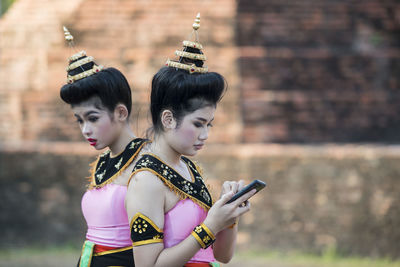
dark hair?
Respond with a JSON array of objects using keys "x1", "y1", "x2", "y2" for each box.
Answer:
[
  {"x1": 60, "y1": 67, "x2": 132, "y2": 115},
  {"x1": 150, "y1": 66, "x2": 226, "y2": 133}
]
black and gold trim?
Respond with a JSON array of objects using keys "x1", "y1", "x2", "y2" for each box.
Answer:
[
  {"x1": 129, "y1": 154, "x2": 213, "y2": 211},
  {"x1": 63, "y1": 26, "x2": 104, "y2": 84},
  {"x1": 93, "y1": 246, "x2": 133, "y2": 256},
  {"x1": 79, "y1": 243, "x2": 134, "y2": 267},
  {"x1": 130, "y1": 212, "x2": 164, "y2": 247},
  {"x1": 165, "y1": 13, "x2": 209, "y2": 74},
  {"x1": 191, "y1": 223, "x2": 215, "y2": 249},
  {"x1": 88, "y1": 138, "x2": 149, "y2": 189}
]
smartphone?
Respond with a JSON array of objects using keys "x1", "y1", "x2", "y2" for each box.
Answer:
[{"x1": 226, "y1": 179, "x2": 266, "y2": 204}]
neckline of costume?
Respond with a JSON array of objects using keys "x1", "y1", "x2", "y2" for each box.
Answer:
[
  {"x1": 131, "y1": 153, "x2": 213, "y2": 210},
  {"x1": 109, "y1": 137, "x2": 140, "y2": 159},
  {"x1": 90, "y1": 138, "x2": 148, "y2": 189},
  {"x1": 144, "y1": 153, "x2": 195, "y2": 183}
]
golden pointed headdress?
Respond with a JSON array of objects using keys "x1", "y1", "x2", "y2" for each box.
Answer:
[
  {"x1": 165, "y1": 13, "x2": 208, "y2": 74},
  {"x1": 63, "y1": 26, "x2": 103, "y2": 84}
]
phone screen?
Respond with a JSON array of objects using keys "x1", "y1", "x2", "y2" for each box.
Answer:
[{"x1": 226, "y1": 179, "x2": 266, "y2": 204}]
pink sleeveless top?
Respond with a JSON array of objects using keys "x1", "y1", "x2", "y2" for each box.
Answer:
[
  {"x1": 164, "y1": 198, "x2": 215, "y2": 263},
  {"x1": 81, "y1": 184, "x2": 132, "y2": 247}
]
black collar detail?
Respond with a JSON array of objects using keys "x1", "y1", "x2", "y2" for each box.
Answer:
[
  {"x1": 90, "y1": 138, "x2": 148, "y2": 188},
  {"x1": 132, "y1": 154, "x2": 213, "y2": 210}
]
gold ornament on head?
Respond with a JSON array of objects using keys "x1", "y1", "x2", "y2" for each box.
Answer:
[
  {"x1": 192, "y1": 13, "x2": 200, "y2": 31},
  {"x1": 165, "y1": 13, "x2": 208, "y2": 74},
  {"x1": 63, "y1": 26, "x2": 74, "y2": 43},
  {"x1": 63, "y1": 26, "x2": 103, "y2": 84}
]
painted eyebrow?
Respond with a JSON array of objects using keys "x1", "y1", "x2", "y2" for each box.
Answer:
[
  {"x1": 84, "y1": 110, "x2": 100, "y2": 117},
  {"x1": 195, "y1": 117, "x2": 214, "y2": 123},
  {"x1": 74, "y1": 110, "x2": 100, "y2": 118}
]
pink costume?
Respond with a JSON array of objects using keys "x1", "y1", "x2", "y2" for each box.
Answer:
[
  {"x1": 81, "y1": 138, "x2": 147, "y2": 248},
  {"x1": 76, "y1": 138, "x2": 146, "y2": 266},
  {"x1": 130, "y1": 154, "x2": 216, "y2": 264},
  {"x1": 81, "y1": 184, "x2": 132, "y2": 247},
  {"x1": 164, "y1": 198, "x2": 215, "y2": 263}
]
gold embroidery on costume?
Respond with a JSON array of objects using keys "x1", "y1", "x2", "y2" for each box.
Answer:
[
  {"x1": 87, "y1": 138, "x2": 149, "y2": 189},
  {"x1": 96, "y1": 170, "x2": 106, "y2": 182},
  {"x1": 97, "y1": 161, "x2": 105, "y2": 170},
  {"x1": 129, "y1": 154, "x2": 213, "y2": 211},
  {"x1": 114, "y1": 157, "x2": 123, "y2": 170},
  {"x1": 130, "y1": 213, "x2": 164, "y2": 247}
]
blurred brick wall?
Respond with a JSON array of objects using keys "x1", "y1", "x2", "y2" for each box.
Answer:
[
  {"x1": 237, "y1": 0, "x2": 400, "y2": 143},
  {"x1": 1, "y1": 0, "x2": 399, "y2": 144},
  {"x1": 1, "y1": 145, "x2": 399, "y2": 258},
  {"x1": 201, "y1": 144, "x2": 400, "y2": 258},
  {"x1": 0, "y1": 147, "x2": 90, "y2": 247},
  {"x1": 0, "y1": 0, "x2": 241, "y2": 144},
  {"x1": 0, "y1": 0, "x2": 84, "y2": 142}
]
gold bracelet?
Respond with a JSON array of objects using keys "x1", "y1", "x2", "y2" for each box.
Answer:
[{"x1": 191, "y1": 223, "x2": 216, "y2": 249}]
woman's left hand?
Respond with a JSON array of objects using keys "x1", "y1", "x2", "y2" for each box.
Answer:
[
  {"x1": 219, "y1": 180, "x2": 245, "y2": 225},
  {"x1": 220, "y1": 180, "x2": 244, "y2": 197}
]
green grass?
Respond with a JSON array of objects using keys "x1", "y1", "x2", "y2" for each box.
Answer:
[{"x1": 0, "y1": 246, "x2": 400, "y2": 267}]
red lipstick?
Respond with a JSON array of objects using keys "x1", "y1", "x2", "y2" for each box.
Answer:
[
  {"x1": 87, "y1": 138, "x2": 97, "y2": 146},
  {"x1": 194, "y1": 144, "x2": 204, "y2": 150}
]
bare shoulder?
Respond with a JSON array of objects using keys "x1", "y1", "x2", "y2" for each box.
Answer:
[
  {"x1": 127, "y1": 170, "x2": 166, "y2": 196},
  {"x1": 126, "y1": 170, "x2": 167, "y2": 228}
]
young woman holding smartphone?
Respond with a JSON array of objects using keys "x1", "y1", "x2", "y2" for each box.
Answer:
[{"x1": 126, "y1": 14, "x2": 256, "y2": 267}]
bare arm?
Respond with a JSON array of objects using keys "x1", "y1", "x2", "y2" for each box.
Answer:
[
  {"x1": 126, "y1": 173, "x2": 255, "y2": 267},
  {"x1": 212, "y1": 180, "x2": 245, "y2": 263},
  {"x1": 213, "y1": 224, "x2": 238, "y2": 263},
  {"x1": 126, "y1": 171, "x2": 203, "y2": 267}
]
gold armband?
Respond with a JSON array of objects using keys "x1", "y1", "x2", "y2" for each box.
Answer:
[
  {"x1": 191, "y1": 223, "x2": 216, "y2": 249},
  {"x1": 130, "y1": 213, "x2": 164, "y2": 246}
]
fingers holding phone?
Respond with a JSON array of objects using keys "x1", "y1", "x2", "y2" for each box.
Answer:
[
  {"x1": 229, "y1": 188, "x2": 256, "y2": 214},
  {"x1": 220, "y1": 180, "x2": 244, "y2": 197},
  {"x1": 205, "y1": 179, "x2": 266, "y2": 233},
  {"x1": 237, "y1": 180, "x2": 245, "y2": 192},
  {"x1": 226, "y1": 179, "x2": 266, "y2": 204},
  {"x1": 225, "y1": 179, "x2": 266, "y2": 223}
]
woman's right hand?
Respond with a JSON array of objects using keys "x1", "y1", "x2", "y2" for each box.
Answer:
[{"x1": 203, "y1": 188, "x2": 256, "y2": 234}]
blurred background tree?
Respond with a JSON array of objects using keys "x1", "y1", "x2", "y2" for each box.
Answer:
[{"x1": 0, "y1": 0, "x2": 14, "y2": 16}]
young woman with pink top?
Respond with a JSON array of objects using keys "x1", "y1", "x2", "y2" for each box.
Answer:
[
  {"x1": 126, "y1": 14, "x2": 256, "y2": 267},
  {"x1": 60, "y1": 27, "x2": 147, "y2": 266}
]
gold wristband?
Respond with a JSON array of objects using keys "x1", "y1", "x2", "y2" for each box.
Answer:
[{"x1": 191, "y1": 223, "x2": 216, "y2": 249}]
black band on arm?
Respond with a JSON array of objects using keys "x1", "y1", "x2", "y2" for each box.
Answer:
[
  {"x1": 191, "y1": 223, "x2": 216, "y2": 249},
  {"x1": 130, "y1": 212, "x2": 164, "y2": 246}
]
